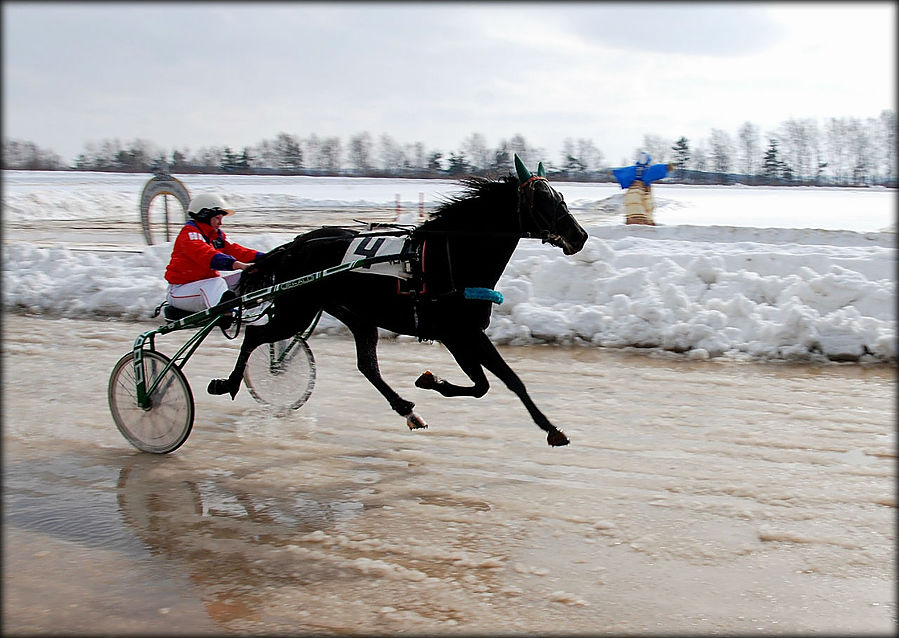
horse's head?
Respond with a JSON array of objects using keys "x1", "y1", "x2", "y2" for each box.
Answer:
[{"x1": 515, "y1": 155, "x2": 587, "y2": 255}]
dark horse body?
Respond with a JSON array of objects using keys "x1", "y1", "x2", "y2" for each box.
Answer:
[{"x1": 210, "y1": 158, "x2": 588, "y2": 446}]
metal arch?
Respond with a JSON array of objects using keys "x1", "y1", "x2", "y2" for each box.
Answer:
[{"x1": 139, "y1": 172, "x2": 191, "y2": 245}]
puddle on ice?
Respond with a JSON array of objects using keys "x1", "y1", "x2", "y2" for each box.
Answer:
[{"x1": 2, "y1": 314, "x2": 896, "y2": 634}]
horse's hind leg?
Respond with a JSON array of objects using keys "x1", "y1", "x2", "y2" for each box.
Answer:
[
  {"x1": 207, "y1": 321, "x2": 296, "y2": 399},
  {"x1": 329, "y1": 308, "x2": 427, "y2": 430},
  {"x1": 207, "y1": 324, "x2": 268, "y2": 398}
]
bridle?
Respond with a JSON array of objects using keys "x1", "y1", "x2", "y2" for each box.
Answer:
[{"x1": 517, "y1": 175, "x2": 565, "y2": 245}]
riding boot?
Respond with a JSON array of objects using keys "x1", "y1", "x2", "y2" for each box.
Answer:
[{"x1": 216, "y1": 290, "x2": 238, "y2": 329}]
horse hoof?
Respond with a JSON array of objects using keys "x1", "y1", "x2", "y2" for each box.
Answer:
[
  {"x1": 207, "y1": 378, "x2": 240, "y2": 399},
  {"x1": 547, "y1": 430, "x2": 570, "y2": 447},
  {"x1": 207, "y1": 378, "x2": 230, "y2": 395},
  {"x1": 405, "y1": 412, "x2": 428, "y2": 430},
  {"x1": 414, "y1": 371, "x2": 440, "y2": 390},
  {"x1": 415, "y1": 370, "x2": 437, "y2": 390}
]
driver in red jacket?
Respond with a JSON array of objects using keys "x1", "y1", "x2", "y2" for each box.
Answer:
[{"x1": 164, "y1": 193, "x2": 265, "y2": 314}]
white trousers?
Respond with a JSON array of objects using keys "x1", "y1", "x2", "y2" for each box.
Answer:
[{"x1": 166, "y1": 271, "x2": 242, "y2": 312}]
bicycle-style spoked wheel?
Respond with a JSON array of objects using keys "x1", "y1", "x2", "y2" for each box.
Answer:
[
  {"x1": 243, "y1": 337, "x2": 316, "y2": 411},
  {"x1": 108, "y1": 351, "x2": 194, "y2": 454}
]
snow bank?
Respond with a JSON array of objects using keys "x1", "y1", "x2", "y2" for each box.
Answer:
[
  {"x1": 487, "y1": 225, "x2": 895, "y2": 362},
  {"x1": 3, "y1": 225, "x2": 893, "y2": 363}
]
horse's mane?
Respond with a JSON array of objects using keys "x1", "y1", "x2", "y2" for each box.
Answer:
[{"x1": 422, "y1": 175, "x2": 518, "y2": 228}]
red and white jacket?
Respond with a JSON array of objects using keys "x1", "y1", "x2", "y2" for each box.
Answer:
[{"x1": 164, "y1": 221, "x2": 263, "y2": 285}]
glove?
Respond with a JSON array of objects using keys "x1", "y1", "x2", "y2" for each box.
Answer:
[{"x1": 667, "y1": 162, "x2": 676, "y2": 170}]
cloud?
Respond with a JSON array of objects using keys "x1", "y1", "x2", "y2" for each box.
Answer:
[{"x1": 559, "y1": 4, "x2": 784, "y2": 57}]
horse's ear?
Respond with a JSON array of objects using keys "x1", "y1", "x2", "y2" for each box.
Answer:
[
  {"x1": 537, "y1": 162, "x2": 546, "y2": 178},
  {"x1": 514, "y1": 154, "x2": 531, "y2": 182}
]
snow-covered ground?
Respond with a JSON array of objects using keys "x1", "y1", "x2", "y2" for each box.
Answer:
[{"x1": 2, "y1": 170, "x2": 895, "y2": 362}]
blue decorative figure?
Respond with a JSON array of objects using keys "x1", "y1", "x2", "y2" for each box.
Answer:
[{"x1": 612, "y1": 152, "x2": 674, "y2": 225}]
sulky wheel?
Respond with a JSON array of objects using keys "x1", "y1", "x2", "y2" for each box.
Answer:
[
  {"x1": 108, "y1": 351, "x2": 194, "y2": 454},
  {"x1": 243, "y1": 337, "x2": 316, "y2": 412}
]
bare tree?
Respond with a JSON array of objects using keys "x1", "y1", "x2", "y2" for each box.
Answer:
[
  {"x1": 491, "y1": 142, "x2": 511, "y2": 172},
  {"x1": 737, "y1": 122, "x2": 760, "y2": 178},
  {"x1": 249, "y1": 138, "x2": 276, "y2": 170},
  {"x1": 378, "y1": 133, "x2": 404, "y2": 172},
  {"x1": 3, "y1": 139, "x2": 63, "y2": 170},
  {"x1": 192, "y1": 146, "x2": 224, "y2": 172},
  {"x1": 875, "y1": 109, "x2": 896, "y2": 183},
  {"x1": 318, "y1": 136, "x2": 343, "y2": 173},
  {"x1": 348, "y1": 132, "x2": 373, "y2": 173},
  {"x1": 505, "y1": 134, "x2": 536, "y2": 166},
  {"x1": 99, "y1": 139, "x2": 125, "y2": 170},
  {"x1": 115, "y1": 138, "x2": 161, "y2": 172},
  {"x1": 304, "y1": 134, "x2": 322, "y2": 173},
  {"x1": 848, "y1": 118, "x2": 873, "y2": 185},
  {"x1": 404, "y1": 141, "x2": 427, "y2": 171},
  {"x1": 709, "y1": 129, "x2": 733, "y2": 176},
  {"x1": 690, "y1": 140, "x2": 708, "y2": 172},
  {"x1": 578, "y1": 138, "x2": 604, "y2": 171},
  {"x1": 560, "y1": 138, "x2": 584, "y2": 175},
  {"x1": 559, "y1": 137, "x2": 603, "y2": 175},
  {"x1": 274, "y1": 133, "x2": 302, "y2": 172},
  {"x1": 171, "y1": 148, "x2": 191, "y2": 172},
  {"x1": 462, "y1": 133, "x2": 491, "y2": 171},
  {"x1": 824, "y1": 117, "x2": 853, "y2": 184},
  {"x1": 777, "y1": 118, "x2": 820, "y2": 183}
]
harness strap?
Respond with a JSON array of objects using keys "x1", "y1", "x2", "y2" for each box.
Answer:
[{"x1": 518, "y1": 175, "x2": 547, "y2": 190}]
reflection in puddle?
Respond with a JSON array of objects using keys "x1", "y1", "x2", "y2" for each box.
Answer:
[{"x1": 116, "y1": 456, "x2": 366, "y2": 550}]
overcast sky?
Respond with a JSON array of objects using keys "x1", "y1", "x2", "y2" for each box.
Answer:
[{"x1": 3, "y1": 2, "x2": 895, "y2": 167}]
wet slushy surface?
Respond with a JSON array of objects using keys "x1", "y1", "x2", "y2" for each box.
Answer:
[{"x1": 3, "y1": 314, "x2": 895, "y2": 634}]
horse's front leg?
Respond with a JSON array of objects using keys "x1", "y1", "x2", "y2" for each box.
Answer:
[
  {"x1": 421, "y1": 332, "x2": 569, "y2": 447},
  {"x1": 478, "y1": 334, "x2": 569, "y2": 446},
  {"x1": 329, "y1": 308, "x2": 427, "y2": 431}
]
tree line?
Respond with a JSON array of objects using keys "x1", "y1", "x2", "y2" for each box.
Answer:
[{"x1": 3, "y1": 110, "x2": 895, "y2": 187}]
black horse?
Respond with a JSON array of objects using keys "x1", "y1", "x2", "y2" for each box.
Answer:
[{"x1": 209, "y1": 155, "x2": 588, "y2": 446}]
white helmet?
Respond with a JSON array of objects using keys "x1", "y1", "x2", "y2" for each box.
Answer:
[
  {"x1": 637, "y1": 151, "x2": 651, "y2": 166},
  {"x1": 187, "y1": 193, "x2": 234, "y2": 221}
]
